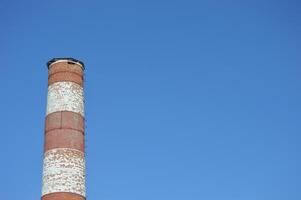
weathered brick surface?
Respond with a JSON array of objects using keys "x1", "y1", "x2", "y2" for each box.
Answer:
[
  {"x1": 48, "y1": 61, "x2": 84, "y2": 86},
  {"x1": 46, "y1": 82, "x2": 84, "y2": 116},
  {"x1": 49, "y1": 62, "x2": 83, "y2": 74},
  {"x1": 44, "y1": 129, "x2": 84, "y2": 152},
  {"x1": 49, "y1": 71, "x2": 83, "y2": 86},
  {"x1": 61, "y1": 111, "x2": 85, "y2": 132},
  {"x1": 45, "y1": 112, "x2": 61, "y2": 131},
  {"x1": 42, "y1": 149, "x2": 85, "y2": 196},
  {"x1": 42, "y1": 192, "x2": 85, "y2": 200},
  {"x1": 45, "y1": 111, "x2": 84, "y2": 133}
]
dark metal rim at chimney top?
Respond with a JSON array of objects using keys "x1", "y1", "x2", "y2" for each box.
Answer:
[{"x1": 47, "y1": 58, "x2": 85, "y2": 70}]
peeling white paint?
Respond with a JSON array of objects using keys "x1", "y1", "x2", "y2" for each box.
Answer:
[
  {"x1": 46, "y1": 82, "x2": 84, "y2": 116},
  {"x1": 42, "y1": 148, "x2": 86, "y2": 197}
]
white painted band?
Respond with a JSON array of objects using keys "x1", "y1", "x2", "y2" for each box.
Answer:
[
  {"x1": 42, "y1": 148, "x2": 86, "y2": 197},
  {"x1": 46, "y1": 82, "x2": 84, "y2": 116}
]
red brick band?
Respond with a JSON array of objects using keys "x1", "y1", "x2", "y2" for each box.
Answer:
[
  {"x1": 48, "y1": 62, "x2": 84, "y2": 86},
  {"x1": 45, "y1": 111, "x2": 85, "y2": 152},
  {"x1": 44, "y1": 129, "x2": 84, "y2": 152},
  {"x1": 48, "y1": 62, "x2": 83, "y2": 75},
  {"x1": 42, "y1": 192, "x2": 85, "y2": 200},
  {"x1": 48, "y1": 71, "x2": 83, "y2": 86},
  {"x1": 45, "y1": 111, "x2": 84, "y2": 134}
]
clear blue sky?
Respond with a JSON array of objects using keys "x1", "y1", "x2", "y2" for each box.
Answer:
[{"x1": 0, "y1": 0, "x2": 300, "y2": 199}]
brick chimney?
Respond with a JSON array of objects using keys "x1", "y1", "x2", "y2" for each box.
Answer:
[{"x1": 42, "y1": 58, "x2": 86, "y2": 200}]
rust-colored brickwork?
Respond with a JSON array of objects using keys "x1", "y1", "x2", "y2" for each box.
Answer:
[
  {"x1": 48, "y1": 71, "x2": 83, "y2": 86},
  {"x1": 48, "y1": 61, "x2": 84, "y2": 86},
  {"x1": 45, "y1": 111, "x2": 84, "y2": 133},
  {"x1": 44, "y1": 129, "x2": 84, "y2": 152},
  {"x1": 42, "y1": 192, "x2": 85, "y2": 200},
  {"x1": 49, "y1": 62, "x2": 83, "y2": 75}
]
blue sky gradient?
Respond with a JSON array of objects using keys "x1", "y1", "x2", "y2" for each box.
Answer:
[{"x1": 0, "y1": 0, "x2": 300, "y2": 199}]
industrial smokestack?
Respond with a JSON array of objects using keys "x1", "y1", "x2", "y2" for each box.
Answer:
[{"x1": 42, "y1": 58, "x2": 86, "y2": 200}]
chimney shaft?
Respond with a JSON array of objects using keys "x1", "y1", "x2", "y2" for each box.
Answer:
[{"x1": 42, "y1": 58, "x2": 86, "y2": 200}]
